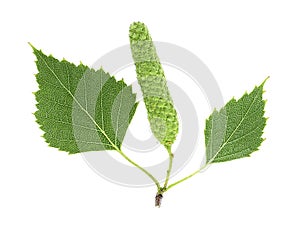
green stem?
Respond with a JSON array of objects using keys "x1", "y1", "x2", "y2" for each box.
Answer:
[
  {"x1": 166, "y1": 164, "x2": 208, "y2": 191},
  {"x1": 117, "y1": 150, "x2": 161, "y2": 190},
  {"x1": 163, "y1": 149, "x2": 174, "y2": 190}
]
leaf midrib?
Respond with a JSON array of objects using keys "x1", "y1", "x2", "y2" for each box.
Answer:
[
  {"x1": 207, "y1": 90, "x2": 260, "y2": 164},
  {"x1": 37, "y1": 51, "x2": 120, "y2": 151}
]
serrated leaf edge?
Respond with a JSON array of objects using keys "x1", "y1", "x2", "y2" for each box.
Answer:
[
  {"x1": 31, "y1": 44, "x2": 137, "y2": 152},
  {"x1": 205, "y1": 77, "x2": 268, "y2": 165}
]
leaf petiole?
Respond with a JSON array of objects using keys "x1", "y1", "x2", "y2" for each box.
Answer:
[
  {"x1": 116, "y1": 149, "x2": 161, "y2": 190},
  {"x1": 165, "y1": 164, "x2": 208, "y2": 191}
]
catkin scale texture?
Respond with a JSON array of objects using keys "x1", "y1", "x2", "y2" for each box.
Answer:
[{"x1": 129, "y1": 22, "x2": 179, "y2": 150}]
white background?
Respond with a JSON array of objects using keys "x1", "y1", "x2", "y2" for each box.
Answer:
[{"x1": 1, "y1": 0, "x2": 300, "y2": 224}]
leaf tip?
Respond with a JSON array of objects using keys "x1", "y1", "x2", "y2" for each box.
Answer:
[
  {"x1": 261, "y1": 76, "x2": 270, "y2": 86},
  {"x1": 28, "y1": 42, "x2": 36, "y2": 50},
  {"x1": 28, "y1": 43, "x2": 41, "y2": 56}
]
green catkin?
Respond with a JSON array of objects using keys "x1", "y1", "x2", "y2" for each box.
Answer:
[{"x1": 129, "y1": 22, "x2": 179, "y2": 150}]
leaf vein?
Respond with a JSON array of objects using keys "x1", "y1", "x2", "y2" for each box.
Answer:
[
  {"x1": 36, "y1": 51, "x2": 120, "y2": 151},
  {"x1": 208, "y1": 90, "x2": 260, "y2": 164}
]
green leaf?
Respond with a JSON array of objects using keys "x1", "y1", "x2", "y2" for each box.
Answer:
[
  {"x1": 32, "y1": 45, "x2": 138, "y2": 154},
  {"x1": 205, "y1": 79, "x2": 268, "y2": 164}
]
